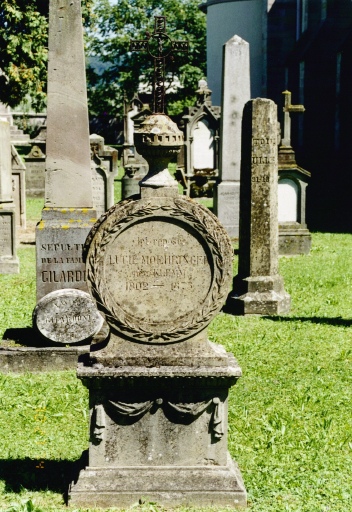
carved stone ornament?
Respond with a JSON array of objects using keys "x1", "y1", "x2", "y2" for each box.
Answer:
[{"x1": 85, "y1": 195, "x2": 233, "y2": 344}]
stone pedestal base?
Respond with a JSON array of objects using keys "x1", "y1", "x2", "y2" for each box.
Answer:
[
  {"x1": 279, "y1": 224, "x2": 312, "y2": 255},
  {"x1": 214, "y1": 181, "x2": 240, "y2": 239},
  {"x1": 69, "y1": 351, "x2": 246, "y2": 509},
  {"x1": 226, "y1": 275, "x2": 291, "y2": 315},
  {"x1": 69, "y1": 454, "x2": 246, "y2": 508}
]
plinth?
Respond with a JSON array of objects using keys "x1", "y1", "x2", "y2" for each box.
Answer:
[{"x1": 69, "y1": 114, "x2": 246, "y2": 508}]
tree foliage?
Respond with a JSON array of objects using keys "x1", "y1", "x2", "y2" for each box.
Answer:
[
  {"x1": 0, "y1": 0, "x2": 206, "y2": 116},
  {"x1": 86, "y1": 0, "x2": 206, "y2": 117},
  {"x1": 0, "y1": 0, "x2": 93, "y2": 112},
  {"x1": 0, "y1": 0, "x2": 48, "y2": 111}
]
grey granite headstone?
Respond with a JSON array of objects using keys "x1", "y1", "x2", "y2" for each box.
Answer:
[
  {"x1": 35, "y1": 0, "x2": 96, "y2": 301},
  {"x1": 70, "y1": 112, "x2": 246, "y2": 508},
  {"x1": 33, "y1": 289, "x2": 104, "y2": 344},
  {"x1": 0, "y1": 120, "x2": 19, "y2": 274},
  {"x1": 226, "y1": 98, "x2": 290, "y2": 315},
  {"x1": 214, "y1": 35, "x2": 250, "y2": 239}
]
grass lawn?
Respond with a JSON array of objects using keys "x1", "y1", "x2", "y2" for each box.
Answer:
[{"x1": 0, "y1": 191, "x2": 351, "y2": 511}]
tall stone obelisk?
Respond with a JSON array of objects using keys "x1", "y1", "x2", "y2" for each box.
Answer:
[
  {"x1": 36, "y1": 0, "x2": 96, "y2": 301},
  {"x1": 214, "y1": 35, "x2": 250, "y2": 239}
]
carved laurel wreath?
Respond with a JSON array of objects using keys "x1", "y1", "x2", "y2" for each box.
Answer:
[{"x1": 86, "y1": 196, "x2": 232, "y2": 344}]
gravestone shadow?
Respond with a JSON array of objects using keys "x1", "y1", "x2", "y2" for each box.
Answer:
[
  {"x1": 2, "y1": 327, "x2": 44, "y2": 347},
  {"x1": 263, "y1": 316, "x2": 352, "y2": 327},
  {"x1": 0, "y1": 451, "x2": 87, "y2": 499}
]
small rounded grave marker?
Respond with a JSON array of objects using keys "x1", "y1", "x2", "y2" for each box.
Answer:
[{"x1": 33, "y1": 289, "x2": 104, "y2": 344}]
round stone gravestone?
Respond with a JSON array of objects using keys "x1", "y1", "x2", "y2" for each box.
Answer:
[
  {"x1": 85, "y1": 194, "x2": 233, "y2": 344},
  {"x1": 33, "y1": 289, "x2": 104, "y2": 344}
]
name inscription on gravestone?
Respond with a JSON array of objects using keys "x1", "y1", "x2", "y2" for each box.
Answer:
[
  {"x1": 86, "y1": 196, "x2": 232, "y2": 344},
  {"x1": 40, "y1": 243, "x2": 86, "y2": 284},
  {"x1": 103, "y1": 220, "x2": 212, "y2": 323},
  {"x1": 34, "y1": 289, "x2": 104, "y2": 344}
]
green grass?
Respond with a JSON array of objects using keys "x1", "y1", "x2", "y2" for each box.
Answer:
[{"x1": 0, "y1": 190, "x2": 351, "y2": 511}]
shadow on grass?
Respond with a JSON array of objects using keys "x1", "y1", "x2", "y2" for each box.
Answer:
[
  {"x1": 2, "y1": 327, "x2": 44, "y2": 348},
  {"x1": 263, "y1": 316, "x2": 352, "y2": 327},
  {"x1": 0, "y1": 451, "x2": 88, "y2": 499},
  {"x1": 2, "y1": 327, "x2": 91, "y2": 348}
]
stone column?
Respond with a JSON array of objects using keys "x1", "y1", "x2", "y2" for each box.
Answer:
[
  {"x1": 0, "y1": 120, "x2": 19, "y2": 274},
  {"x1": 35, "y1": 0, "x2": 96, "y2": 301},
  {"x1": 214, "y1": 35, "x2": 250, "y2": 239},
  {"x1": 226, "y1": 98, "x2": 290, "y2": 315}
]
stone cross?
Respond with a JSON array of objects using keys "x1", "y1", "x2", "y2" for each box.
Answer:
[
  {"x1": 281, "y1": 90, "x2": 305, "y2": 147},
  {"x1": 130, "y1": 16, "x2": 188, "y2": 113}
]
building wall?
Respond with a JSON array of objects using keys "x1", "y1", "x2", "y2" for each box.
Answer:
[{"x1": 201, "y1": 0, "x2": 266, "y2": 104}]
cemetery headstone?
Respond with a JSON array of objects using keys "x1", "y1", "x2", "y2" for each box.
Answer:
[
  {"x1": 177, "y1": 80, "x2": 220, "y2": 197},
  {"x1": 90, "y1": 133, "x2": 118, "y2": 218},
  {"x1": 214, "y1": 35, "x2": 250, "y2": 239},
  {"x1": 121, "y1": 94, "x2": 151, "y2": 198},
  {"x1": 24, "y1": 125, "x2": 46, "y2": 198},
  {"x1": 33, "y1": 289, "x2": 104, "y2": 345},
  {"x1": 226, "y1": 98, "x2": 291, "y2": 315},
  {"x1": 278, "y1": 91, "x2": 311, "y2": 255},
  {"x1": 11, "y1": 145, "x2": 26, "y2": 229},
  {"x1": 0, "y1": 120, "x2": 19, "y2": 274},
  {"x1": 35, "y1": 0, "x2": 96, "y2": 302},
  {"x1": 69, "y1": 16, "x2": 246, "y2": 508}
]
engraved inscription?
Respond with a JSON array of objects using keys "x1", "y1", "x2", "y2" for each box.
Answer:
[
  {"x1": 34, "y1": 289, "x2": 104, "y2": 344},
  {"x1": 0, "y1": 215, "x2": 12, "y2": 256},
  {"x1": 103, "y1": 219, "x2": 212, "y2": 323}
]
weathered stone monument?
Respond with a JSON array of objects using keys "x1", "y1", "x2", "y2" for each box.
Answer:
[
  {"x1": 35, "y1": 0, "x2": 96, "y2": 302},
  {"x1": 24, "y1": 125, "x2": 46, "y2": 198},
  {"x1": 90, "y1": 133, "x2": 118, "y2": 218},
  {"x1": 226, "y1": 98, "x2": 291, "y2": 315},
  {"x1": 121, "y1": 94, "x2": 150, "y2": 199},
  {"x1": 0, "y1": 120, "x2": 19, "y2": 274},
  {"x1": 11, "y1": 145, "x2": 26, "y2": 229},
  {"x1": 278, "y1": 91, "x2": 311, "y2": 255},
  {"x1": 214, "y1": 35, "x2": 250, "y2": 239},
  {"x1": 33, "y1": 289, "x2": 104, "y2": 345},
  {"x1": 69, "y1": 17, "x2": 246, "y2": 508},
  {"x1": 177, "y1": 80, "x2": 221, "y2": 197}
]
